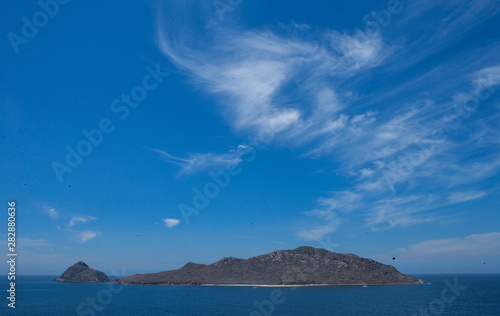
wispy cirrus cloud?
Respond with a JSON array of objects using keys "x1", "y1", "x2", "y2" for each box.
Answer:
[
  {"x1": 367, "y1": 195, "x2": 440, "y2": 231},
  {"x1": 447, "y1": 191, "x2": 486, "y2": 204},
  {"x1": 68, "y1": 216, "x2": 96, "y2": 227},
  {"x1": 303, "y1": 191, "x2": 361, "y2": 219},
  {"x1": 297, "y1": 223, "x2": 340, "y2": 241},
  {"x1": 473, "y1": 65, "x2": 500, "y2": 93},
  {"x1": 386, "y1": 0, "x2": 500, "y2": 72},
  {"x1": 156, "y1": 2, "x2": 388, "y2": 140},
  {"x1": 151, "y1": 146, "x2": 247, "y2": 175},
  {"x1": 155, "y1": 0, "x2": 500, "y2": 239},
  {"x1": 56, "y1": 225, "x2": 100, "y2": 244},
  {"x1": 397, "y1": 232, "x2": 500, "y2": 259},
  {"x1": 298, "y1": 191, "x2": 359, "y2": 239}
]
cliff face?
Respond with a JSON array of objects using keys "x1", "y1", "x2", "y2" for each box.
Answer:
[
  {"x1": 54, "y1": 261, "x2": 110, "y2": 283},
  {"x1": 114, "y1": 246, "x2": 424, "y2": 285}
]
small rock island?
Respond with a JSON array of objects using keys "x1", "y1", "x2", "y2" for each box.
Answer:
[
  {"x1": 54, "y1": 261, "x2": 110, "y2": 283},
  {"x1": 113, "y1": 246, "x2": 424, "y2": 286}
]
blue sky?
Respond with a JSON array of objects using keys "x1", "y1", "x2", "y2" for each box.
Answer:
[{"x1": 1, "y1": 0, "x2": 500, "y2": 276}]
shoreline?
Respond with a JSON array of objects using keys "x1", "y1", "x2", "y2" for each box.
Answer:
[
  {"x1": 112, "y1": 281, "x2": 426, "y2": 287},
  {"x1": 200, "y1": 282, "x2": 426, "y2": 287}
]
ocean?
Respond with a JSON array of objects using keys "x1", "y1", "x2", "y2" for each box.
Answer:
[{"x1": 1, "y1": 274, "x2": 499, "y2": 315}]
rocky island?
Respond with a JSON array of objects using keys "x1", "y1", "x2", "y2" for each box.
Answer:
[
  {"x1": 54, "y1": 261, "x2": 110, "y2": 283},
  {"x1": 114, "y1": 246, "x2": 424, "y2": 286}
]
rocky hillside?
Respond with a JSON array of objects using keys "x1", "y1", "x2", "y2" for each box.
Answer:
[
  {"x1": 54, "y1": 261, "x2": 110, "y2": 283},
  {"x1": 114, "y1": 246, "x2": 423, "y2": 285}
]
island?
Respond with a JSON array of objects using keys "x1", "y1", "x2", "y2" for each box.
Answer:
[
  {"x1": 113, "y1": 246, "x2": 424, "y2": 286},
  {"x1": 54, "y1": 261, "x2": 110, "y2": 283}
]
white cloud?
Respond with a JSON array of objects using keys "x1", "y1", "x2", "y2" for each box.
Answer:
[
  {"x1": 367, "y1": 195, "x2": 439, "y2": 231},
  {"x1": 77, "y1": 231, "x2": 99, "y2": 243},
  {"x1": 331, "y1": 32, "x2": 386, "y2": 70},
  {"x1": 298, "y1": 191, "x2": 360, "y2": 240},
  {"x1": 397, "y1": 232, "x2": 500, "y2": 259},
  {"x1": 156, "y1": 2, "x2": 500, "y2": 236},
  {"x1": 152, "y1": 148, "x2": 244, "y2": 175},
  {"x1": 302, "y1": 191, "x2": 362, "y2": 225},
  {"x1": 68, "y1": 216, "x2": 96, "y2": 227},
  {"x1": 163, "y1": 218, "x2": 180, "y2": 228},
  {"x1": 316, "y1": 191, "x2": 362, "y2": 213},
  {"x1": 359, "y1": 168, "x2": 374, "y2": 178},
  {"x1": 447, "y1": 156, "x2": 500, "y2": 186},
  {"x1": 473, "y1": 65, "x2": 500, "y2": 93},
  {"x1": 57, "y1": 225, "x2": 100, "y2": 244},
  {"x1": 388, "y1": 1, "x2": 500, "y2": 73},
  {"x1": 297, "y1": 222, "x2": 339, "y2": 241},
  {"x1": 448, "y1": 191, "x2": 486, "y2": 204},
  {"x1": 156, "y1": 12, "x2": 387, "y2": 142},
  {"x1": 46, "y1": 208, "x2": 58, "y2": 220}
]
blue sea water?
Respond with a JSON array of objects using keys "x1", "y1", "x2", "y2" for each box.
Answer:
[{"x1": 1, "y1": 274, "x2": 499, "y2": 315}]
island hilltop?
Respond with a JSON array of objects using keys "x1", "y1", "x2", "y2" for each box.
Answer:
[
  {"x1": 113, "y1": 246, "x2": 424, "y2": 286},
  {"x1": 54, "y1": 261, "x2": 110, "y2": 283}
]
